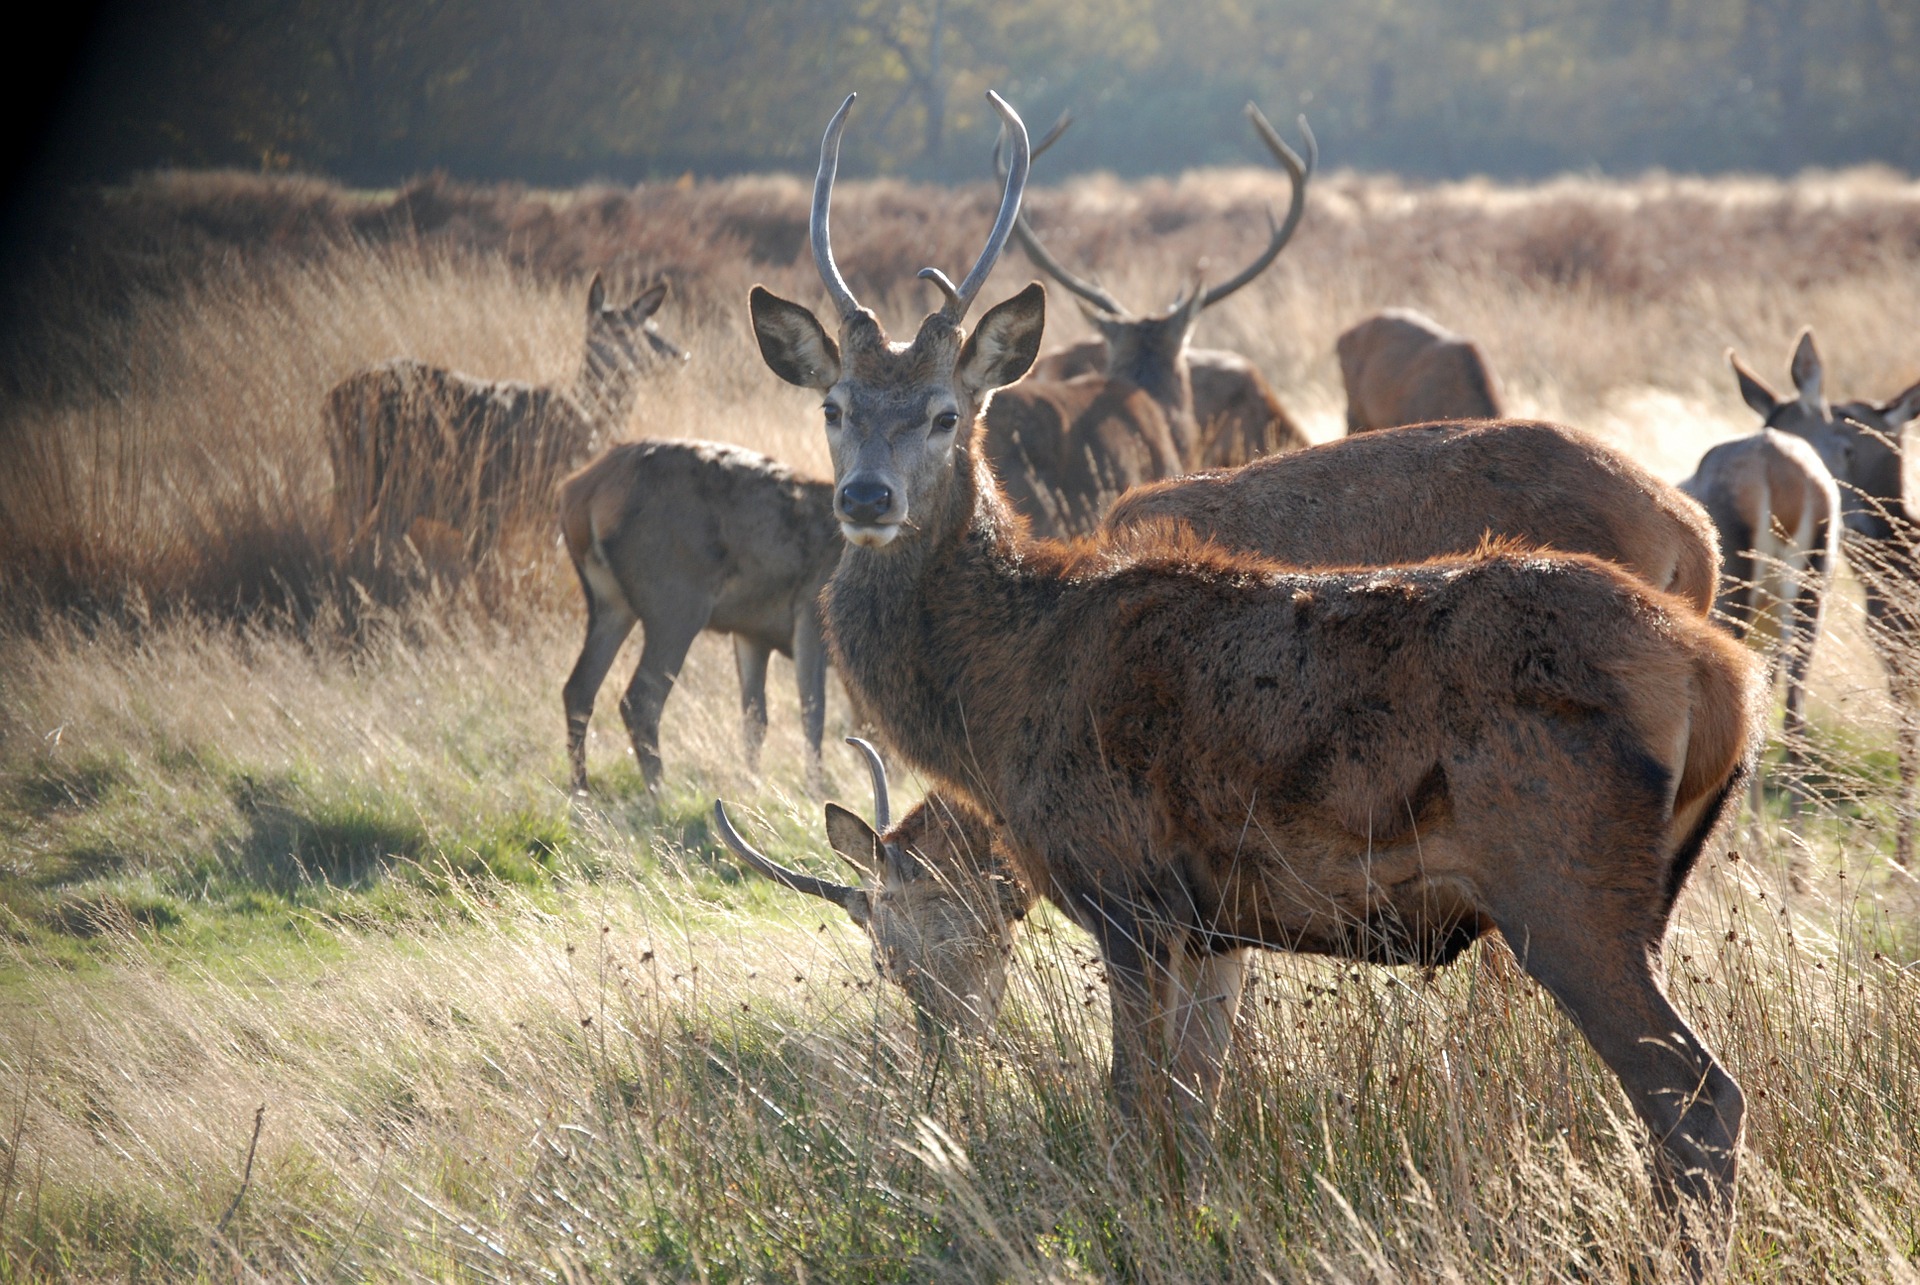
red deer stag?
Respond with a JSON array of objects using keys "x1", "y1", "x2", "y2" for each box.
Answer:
[
  {"x1": 1733, "y1": 330, "x2": 1920, "y2": 857},
  {"x1": 732, "y1": 418, "x2": 1722, "y2": 1043},
  {"x1": 560, "y1": 439, "x2": 840, "y2": 793},
  {"x1": 1001, "y1": 107, "x2": 1312, "y2": 476},
  {"x1": 1680, "y1": 408, "x2": 1840, "y2": 822},
  {"x1": 716, "y1": 739, "x2": 1025, "y2": 1038},
  {"x1": 328, "y1": 275, "x2": 684, "y2": 575},
  {"x1": 745, "y1": 91, "x2": 1759, "y2": 1255},
  {"x1": 1337, "y1": 307, "x2": 1502, "y2": 433}
]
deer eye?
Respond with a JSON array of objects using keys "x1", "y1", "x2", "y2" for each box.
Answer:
[
  {"x1": 823, "y1": 403, "x2": 842, "y2": 426},
  {"x1": 932, "y1": 410, "x2": 960, "y2": 434}
]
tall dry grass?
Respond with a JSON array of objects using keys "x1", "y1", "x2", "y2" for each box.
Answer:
[{"x1": 3, "y1": 166, "x2": 1920, "y2": 1278}]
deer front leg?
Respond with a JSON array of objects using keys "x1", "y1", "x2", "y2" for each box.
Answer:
[
  {"x1": 1165, "y1": 945, "x2": 1250, "y2": 1142},
  {"x1": 794, "y1": 604, "x2": 829, "y2": 796}
]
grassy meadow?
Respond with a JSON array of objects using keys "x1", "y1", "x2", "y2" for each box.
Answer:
[{"x1": 3, "y1": 163, "x2": 1920, "y2": 1279}]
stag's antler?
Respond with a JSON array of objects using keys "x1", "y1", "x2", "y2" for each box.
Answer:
[
  {"x1": 810, "y1": 94, "x2": 864, "y2": 320},
  {"x1": 846, "y1": 736, "x2": 891, "y2": 832},
  {"x1": 1195, "y1": 105, "x2": 1316, "y2": 310},
  {"x1": 917, "y1": 92, "x2": 1033, "y2": 324},
  {"x1": 713, "y1": 799, "x2": 867, "y2": 917},
  {"x1": 994, "y1": 113, "x2": 1128, "y2": 316}
]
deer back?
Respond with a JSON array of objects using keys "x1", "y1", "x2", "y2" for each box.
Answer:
[
  {"x1": 980, "y1": 373, "x2": 1182, "y2": 538},
  {"x1": 1338, "y1": 309, "x2": 1502, "y2": 432},
  {"x1": 1106, "y1": 419, "x2": 1719, "y2": 614}
]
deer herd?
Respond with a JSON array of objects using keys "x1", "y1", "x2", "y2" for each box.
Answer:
[{"x1": 322, "y1": 90, "x2": 1920, "y2": 1267}]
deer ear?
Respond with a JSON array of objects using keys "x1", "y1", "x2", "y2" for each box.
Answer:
[
  {"x1": 630, "y1": 281, "x2": 668, "y2": 319},
  {"x1": 1729, "y1": 349, "x2": 1779, "y2": 419},
  {"x1": 1791, "y1": 329, "x2": 1825, "y2": 407},
  {"x1": 959, "y1": 282, "x2": 1046, "y2": 396},
  {"x1": 824, "y1": 802, "x2": 883, "y2": 878},
  {"x1": 587, "y1": 272, "x2": 607, "y2": 313},
  {"x1": 751, "y1": 286, "x2": 841, "y2": 390},
  {"x1": 1880, "y1": 379, "x2": 1920, "y2": 430}
]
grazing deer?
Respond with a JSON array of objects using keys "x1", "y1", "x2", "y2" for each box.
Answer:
[
  {"x1": 999, "y1": 107, "x2": 1313, "y2": 474},
  {"x1": 1734, "y1": 330, "x2": 1920, "y2": 858},
  {"x1": 732, "y1": 417, "x2": 1722, "y2": 1040},
  {"x1": 328, "y1": 275, "x2": 684, "y2": 574},
  {"x1": 1029, "y1": 341, "x2": 1309, "y2": 470},
  {"x1": 1337, "y1": 307, "x2": 1502, "y2": 433},
  {"x1": 717, "y1": 739, "x2": 1026, "y2": 1038},
  {"x1": 744, "y1": 91, "x2": 1760, "y2": 1254},
  {"x1": 1680, "y1": 417, "x2": 1839, "y2": 822},
  {"x1": 559, "y1": 438, "x2": 840, "y2": 793}
]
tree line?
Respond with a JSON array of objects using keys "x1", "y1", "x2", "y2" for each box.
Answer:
[{"x1": 29, "y1": 0, "x2": 1920, "y2": 187}]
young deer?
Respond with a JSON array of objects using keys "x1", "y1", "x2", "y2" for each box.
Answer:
[
  {"x1": 1337, "y1": 307, "x2": 1502, "y2": 433},
  {"x1": 1733, "y1": 330, "x2": 1920, "y2": 857},
  {"x1": 1680, "y1": 408, "x2": 1840, "y2": 822},
  {"x1": 328, "y1": 275, "x2": 684, "y2": 575},
  {"x1": 998, "y1": 106, "x2": 1313, "y2": 476},
  {"x1": 733, "y1": 418, "x2": 1723, "y2": 1037},
  {"x1": 745, "y1": 91, "x2": 1759, "y2": 1256},
  {"x1": 559, "y1": 438, "x2": 840, "y2": 793}
]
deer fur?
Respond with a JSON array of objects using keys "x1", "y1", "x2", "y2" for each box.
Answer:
[
  {"x1": 743, "y1": 92, "x2": 1763, "y2": 1256},
  {"x1": 1109, "y1": 418, "x2": 1720, "y2": 613},
  {"x1": 978, "y1": 374, "x2": 1181, "y2": 537},
  {"x1": 328, "y1": 275, "x2": 683, "y2": 575},
  {"x1": 1681, "y1": 423, "x2": 1839, "y2": 821},
  {"x1": 1030, "y1": 340, "x2": 1309, "y2": 469},
  {"x1": 560, "y1": 438, "x2": 840, "y2": 793},
  {"x1": 1337, "y1": 307, "x2": 1502, "y2": 433},
  {"x1": 746, "y1": 417, "x2": 1723, "y2": 1038},
  {"x1": 1734, "y1": 329, "x2": 1920, "y2": 858}
]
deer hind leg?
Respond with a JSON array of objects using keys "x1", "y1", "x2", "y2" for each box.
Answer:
[
  {"x1": 562, "y1": 569, "x2": 638, "y2": 794},
  {"x1": 1497, "y1": 909, "x2": 1741, "y2": 1265},
  {"x1": 732, "y1": 636, "x2": 771, "y2": 774},
  {"x1": 618, "y1": 599, "x2": 711, "y2": 791}
]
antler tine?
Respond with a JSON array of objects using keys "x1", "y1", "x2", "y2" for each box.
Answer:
[
  {"x1": 1199, "y1": 106, "x2": 1316, "y2": 311},
  {"x1": 992, "y1": 110, "x2": 1127, "y2": 317},
  {"x1": 811, "y1": 93, "x2": 864, "y2": 320},
  {"x1": 713, "y1": 800, "x2": 865, "y2": 909},
  {"x1": 845, "y1": 737, "x2": 891, "y2": 833},
  {"x1": 938, "y1": 90, "x2": 1032, "y2": 324}
]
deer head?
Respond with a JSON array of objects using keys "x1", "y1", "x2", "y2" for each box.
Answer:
[
  {"x1": 999, "y1": 105, "x2": 1315, "y2": 418},
  {"x1": 715, "y1": 739, "x2": 1027, "y2": 1038},
  {"x1": 1731, "y1": 330, "x2": 1920, "y2": 536},
  {"x1": 749, "y1": 92, "x2": 1047, "y2": 550}
]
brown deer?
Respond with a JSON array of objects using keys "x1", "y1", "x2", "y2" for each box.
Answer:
[
  {"x1": 559, "y1": 438, "x2": 840, "y2": 793},
  {"x1": 998, "y1": 106, "x2": 1313, "y2": 475},
  {"x1": 328, "y1": 275, "x2": 684, "y2": 574},
  {"x1": 732, "y1": 417, "x2": 1722, "y2": 1044},
  {"x1": 716, "y1": 739, "x2": 1026, "y2": 1038},
  {"x1": 1733, "y1": 330, "x2": 1920, "y2": 858},
  {"x1": 745, "y1": 91, "x2": 1760, "y2": 1254},
  {"x1": 1337, "y1": 307, "x2": 1502, "y2": 433},
  {"x1": 1680, "y1": 416, "x2": 1840, "y2": 822}
]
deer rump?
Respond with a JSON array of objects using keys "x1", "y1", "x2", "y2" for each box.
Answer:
[{"x1": 882, "y1": 541, "x2": 1755, "y2": 969}]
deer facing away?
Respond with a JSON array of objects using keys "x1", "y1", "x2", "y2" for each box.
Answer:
[
  {"x1": 1680, "y1": 405, "x2": 1839, "y2": 822},
  {"x1": 729, "y1": 417, "x2": 1724, "y2": 1035},
  {"x1": 741, "y1": 90, "x2": 1760, "y2": 1257},
  {"x1": 327, "y1": 275, "x2": 684, "y2": 576},
  {"x1": 560, "y1": 438, "x2": 841, "y2": 793},
  {"x1": 1337, "y1": 307, "x2": 1502, "y2": 433},
  {"x1": 1733, "y1": 330, "x2": 1920, "y2": 857}
]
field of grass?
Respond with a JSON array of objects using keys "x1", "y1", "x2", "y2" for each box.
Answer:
[{"x1": 3, "y1": 163, "x2": 1920, "y2": 1279}]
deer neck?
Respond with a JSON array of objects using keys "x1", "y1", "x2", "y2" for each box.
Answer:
[
  {"x1": 1108, "y1": 350, "x2": 1198, "y2": 465},
  {"x1": 824, "y1": 429, "x2": 1035, "y2": 814},
  {"x1": 569, "y1": 350, "x2": 642, "y2": 444}
]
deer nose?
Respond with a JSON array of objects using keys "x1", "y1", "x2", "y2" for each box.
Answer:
[{"x1": 838, "y1": 477, "x2": 895, "y2": 525}]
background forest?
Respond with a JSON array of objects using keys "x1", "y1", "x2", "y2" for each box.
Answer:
[{"x1": 28, "y1": 0, "x2": 1920, "y2": 187}]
